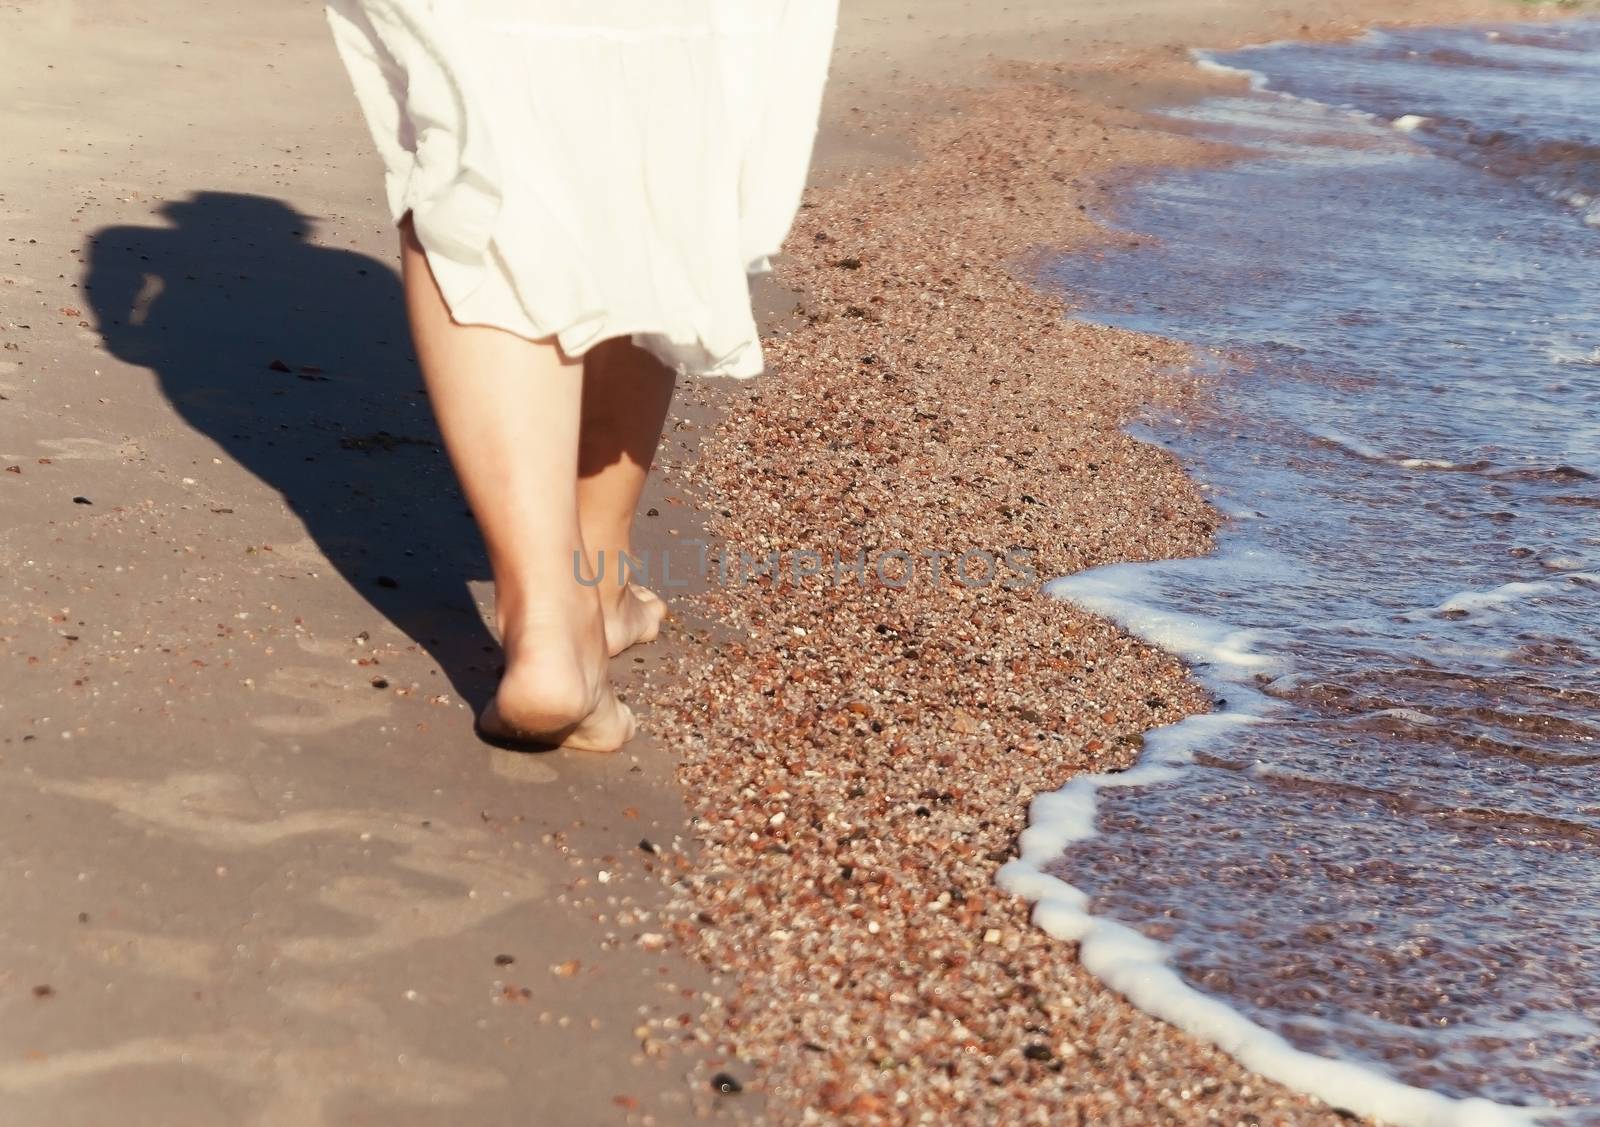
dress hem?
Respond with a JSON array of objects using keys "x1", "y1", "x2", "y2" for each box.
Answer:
[{"x1": 406, "y1": 209, "x2": 769, "y2": 379}]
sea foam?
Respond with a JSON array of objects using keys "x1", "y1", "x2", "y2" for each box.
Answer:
[{"x1": 1005, "y1": 17, "x2": 1600, "y2": 1125}]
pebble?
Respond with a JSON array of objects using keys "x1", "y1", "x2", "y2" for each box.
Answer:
[{"x1": 646, "y1": 41, "x2": 1365, "y2": 1127}]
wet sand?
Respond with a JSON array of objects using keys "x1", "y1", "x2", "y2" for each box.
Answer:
[{"x1": 0, "y1": 0, "x2": 1575, "y2": 1124}]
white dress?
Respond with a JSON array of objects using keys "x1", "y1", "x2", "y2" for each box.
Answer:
[{"x1": 325, "y1": 0, "x2": 837, "y2": 377}]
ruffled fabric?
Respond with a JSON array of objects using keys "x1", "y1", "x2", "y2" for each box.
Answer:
[{"x1": 325, "y1": 0, "x2": 836, "y2": 377}]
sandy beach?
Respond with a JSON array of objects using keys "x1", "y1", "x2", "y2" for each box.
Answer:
[{"x1": 0, "y1": 0, "x2": 1582, "y2": 1123}]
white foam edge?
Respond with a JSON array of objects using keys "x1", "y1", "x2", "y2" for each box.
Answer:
[
  {"x1": 1192, "y1": 54, "x2": 1272, "y2": 91},
  {"x1": 1188, "y1": 43, "x2": 1407, "y2": 129},
  {"x1": 1547, "y1": 344, "x2": 1600, "y2": 366},
  {"x1": 999, "y1": 566, "x2": 1577, "y2": 1127},
  {"x1": 1433, "y1": 571, "x2": 1600, "y2": 616},
  {"x1": 1189, "y1": 43, "x2": 1331, "y2": 106},
  {"x1": 1305, "y1": 423, "x2": 1464, "y2": 470},
  {"x1": 997, "y1": 856, "x2": 1554, "y2": 1126},
  {"x1": 1044, "y1": 565, "x2": 1278, "y2": 674},
  {"x1": 1013, "y1": 40, "x2": 1593, "y2": 1115}
]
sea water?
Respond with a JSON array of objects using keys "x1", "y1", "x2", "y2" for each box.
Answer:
[{"x1": 1000, "y1": 21, "x2": 1600, "y2": 1126}]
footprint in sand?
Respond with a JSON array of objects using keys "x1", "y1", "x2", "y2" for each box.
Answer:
[
  {"x1": 273, "y1": 536, "x2": 334, "y2": 573},
  {"x1": 293, "y1": 634, "x2": 358, "y2": 660},
  {"x1": 74, "y1": 928, "x2": 218, "y2": 982},
  {"x1": 3, "y1": 766, "x2": 531, "y2": 1122},
  {"x1": 31, "y1": 770, "x2": 551, "y2": 964},
  {"x1": 487, "y1": 747, "x2": 559, "y2": 784},
  {"x1": 249, "y1": 665, "x2": 392, "y2": 735},
  {"x1": 0, "y1": 1010, "x2": 503, "y2": 1126},
  {"x1": 0, "y1": 436, "x2": 141, "y2": 462}
]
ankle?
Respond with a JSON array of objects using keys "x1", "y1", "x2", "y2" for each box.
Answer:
[
  {"x1": 494, "y1": 581, "x2": 603, "y2": 652},
  {"x1": 592, "y1": 577, "x2": 636, "y2": 615},
  {"x1": 582, "y1": 539, "x2": 646, "y2": 584}
]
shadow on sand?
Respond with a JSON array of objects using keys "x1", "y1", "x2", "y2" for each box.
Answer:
[{"x1": 85, "y1": 189, "x2": 500, "y2": 709}]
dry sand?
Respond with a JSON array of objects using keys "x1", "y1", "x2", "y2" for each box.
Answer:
[
  {"x1": 0, "y1": 0, "x2": 1579, "y2": 1124},
  {"x1": 1, "y1": 3, "x2": 737, "y2": 1124}
]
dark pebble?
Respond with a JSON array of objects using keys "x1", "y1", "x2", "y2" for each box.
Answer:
[
  {"x1": 638, "y1": 838, "x2": 658, "y2": 854},
  {"x1": 370, "y1": 677, "x2": 389, "y2": 689},
  {"x1": 267, "y1": 359, "x2": 291, "y2": 372},
  {"x1": 1022, "y1": 1043, "x2": 1053, "y2": 1062},
  {"x1": 710, "y1": 1072, "x2": 742, "y2": 1095},
  {"x1": 72, "y1": 496, "x2": 92, "y2": 505},
  {"x1": 32, "y1": 985, "x2": 54, "y2": 999},
  {"x1": 494, "y1": 954, "x2": 515, "y2": 966}
]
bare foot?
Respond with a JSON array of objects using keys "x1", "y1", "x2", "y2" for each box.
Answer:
[
  {"x1": 600, "y1": 583, "x2": 667, "y2": 657},
  {"x1": 478, "y1": 605, "x2": 636, "y2": 752}
]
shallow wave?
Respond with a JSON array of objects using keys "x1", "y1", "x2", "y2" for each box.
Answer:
[
  {"x1": 1196, "y1": 21, "x2": 1600, "y2": 225},
  {"x1": 1008, "y1": 18, "x2": 1600, "y2": 1126}
]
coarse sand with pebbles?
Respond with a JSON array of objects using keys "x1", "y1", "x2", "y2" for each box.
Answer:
[{"x1": 627, "y1": 1, "x2": 1580, "y2": 1118}]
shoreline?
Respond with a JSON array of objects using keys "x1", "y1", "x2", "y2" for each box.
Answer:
[
  {"x1": 650, "y1": 1, "x2": 1591, "y2": 1121},
  {"x1": 1002, "y1": 17, "x2": 1600, "y2": 1125}
]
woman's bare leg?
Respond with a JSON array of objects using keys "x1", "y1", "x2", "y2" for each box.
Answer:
[
  {"x1": 400, "y1": 217, "x2": 633, "y2": 751},
  {"x1": 578, "y1": 338, "x2": 675, "y2": 656}
]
